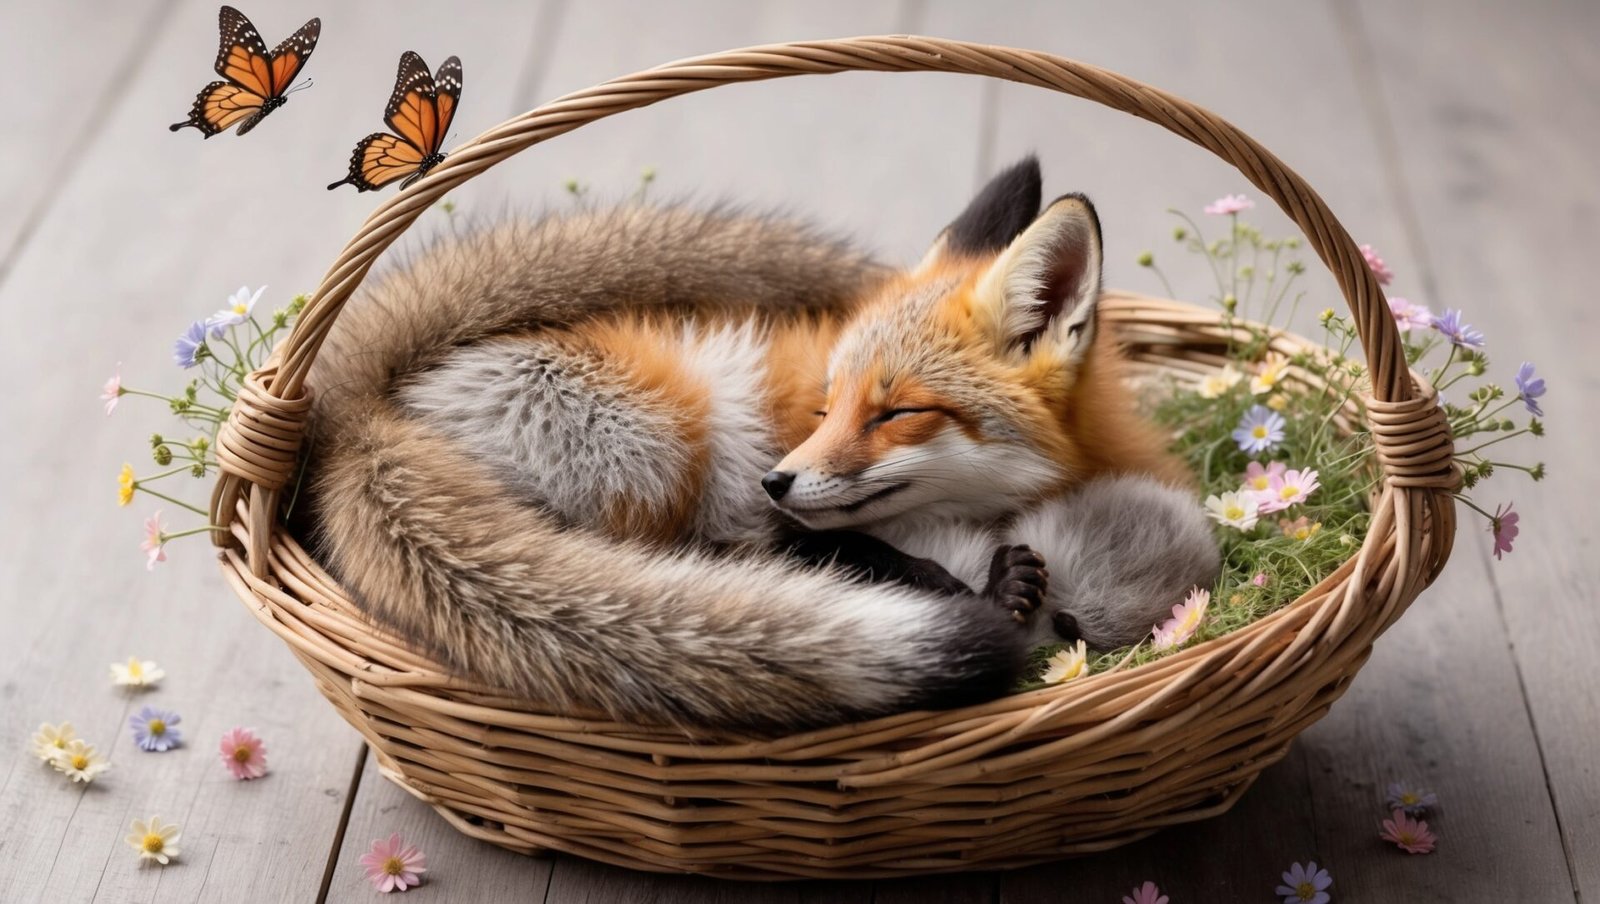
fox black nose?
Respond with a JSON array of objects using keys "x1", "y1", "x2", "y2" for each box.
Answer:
[{"x1": 762, "y1": 470, "x2": 796, "y2": 501}]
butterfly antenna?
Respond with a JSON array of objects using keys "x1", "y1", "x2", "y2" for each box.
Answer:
[{"x1": 288, "y1": 77, "x2": 315, "y2": 95}]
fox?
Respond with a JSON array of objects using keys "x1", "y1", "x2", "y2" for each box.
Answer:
[{"x1": 304, "y1": 157, "x2": 1218, "y2": 733}]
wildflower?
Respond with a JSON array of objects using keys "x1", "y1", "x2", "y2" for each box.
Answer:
[
  {"x1": 1277, "y1": 861, "x2": 1332, "y2": 904},
  {"x1": 1360, "y1": 243, "x2": 1394, "y2": 285},
  {"x1": 126, "y1": 816, "x2": 181, "y2": 865},
  {"x1": 130, "y1": 705, "x2": 182, "y2": 752},
  {"x1": 1260, "y1": 468, "x2": 1321, "y2": 514},
  {"x1": 1228, "y1": 591, "x2": 1248, "y2": 606},
  {"x1": 1380, "y1": 808, "x2": 1437, "y2": 854},
  {"x1": 1205, "y1": 194, "x2": 1254, "y2": 215},
  {"x1": 360, "y1": 833, "x2": 427, "y2": 893},
  {"x1": 1197, "y1": 364, "x2": 1245, "y2": 399},
  {"x1": 118, "y1": 464, "x2": 136, "y2": 506},
  {"x1": 1431, "y1": 308, "x2": 1485, "y2": 350},
  {"x1": 1385, "y1": 781, "x2": 1439, "y2": 816},
  {"x1": 1122, "y1": 881, "x2": 1169, "y2": 904},
  {"x1": 1319, "y1": 307, "x2": 1336, "y2": 325},
  {"x1": 1515, "y1": 362, "x2": 1546, "y2": 417},
  {"x1": 1040, "y1": 639, "x2": 1089, "y2": 684},
  {"x1": 1242, "y1": 460, "x2": 1287, "y2": 497},
  {"x1": 1387, "y1": 296, "x2": 1433, "y2": 332},
  {"x1": 1279, "y1": 516, "x2": 1322, "y2": 541},
  {"x1": 219, "y1": 727, "x2": 268, "y2": 780},
  {"x1": 1266, "y1": 393, "x2": 1288, "y2": 412},
  {"x1": 110, "y1": 657, "x2": 165, "y2": 688},
  {"x1": 1252, "y1": 572, "x2": 1270, "y2": 587},
  {"x1": 31, "y1": 722, "x2": 77, "y2": 762},
  {"x1": 1490, "y1": 502, "x2": 1519, "y2": 560},
  {"x1": 1251, "y1": 352, "x2": 1290, "y2": 395},
  {"x1": 1205, "y1": 491, "x2": 1261, "y2": 530},
  {"x1": 1153, "y1": 587, "x2": 1210, "y2": 651},
  {"x1": 1233, "y1": 405, "x2": 1286, "y2": 454},
  {"x1": 51, "y1": 739, "x2": 110, "y2": 784},
  {"x1": 172, "y1": 320, "x2": 208, "y2": 368},
  {"x1": 1137, "y1": 250, "x2": 1154, "y2": 267},
  {"x1": 207, "y1": 285, "x2": 266, "y2": 338},
  {"x1": 101, "y1": 365, "x2": 123, "y2": 416},
  {"x1": 141, "y1": 512, "x2": 167, "y2": 570}
]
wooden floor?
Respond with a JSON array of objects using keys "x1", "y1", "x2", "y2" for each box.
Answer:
[{"x1": 2, "y1": 1, "x2": 1595, "y2": 901}]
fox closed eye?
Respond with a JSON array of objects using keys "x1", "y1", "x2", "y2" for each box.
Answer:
[{"x1": 870, "y1": 407, "x2": 937, "y2": 428}]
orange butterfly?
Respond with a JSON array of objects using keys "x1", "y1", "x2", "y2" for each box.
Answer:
[
  {"x1": 170, "y1": 6, "x2": 319, "y2": 138},
  {"x1": 328, "y1": 52, "x2": 462, "y2": 192}
]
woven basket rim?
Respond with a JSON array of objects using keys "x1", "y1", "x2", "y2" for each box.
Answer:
[{"x1": 204, "y1": 38, "x2": 1461, "y2": 877}]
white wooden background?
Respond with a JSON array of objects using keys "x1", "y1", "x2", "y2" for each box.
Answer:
[{"x1": 0, "y1": 1, "x2": 1595, "y2": 901}]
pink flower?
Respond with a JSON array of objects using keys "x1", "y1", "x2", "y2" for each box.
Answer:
[
  {"x1": 101, "y1": 365, "x2": 123, "y2": 416},
  {"x1": 218, "y1": 727, "x2": 268, "y2": 780},
  {"x1": 141, "y1": 512, "x2": 167, "y2": 570},
  {"x1": 1258, "y1": 468, "x2": 1321, "y2": 514},
  {"x1": 1380, "y1": 808, "x2": 1437, "y2": 854},
  {"x1": 1241, "y1": 460, "x2": 1288, "y2": 498},
  {"x1": 1361, "y1": 243, "x2": 1394, "y2": 285},
  {"x1": 1252, "y1": 572, "x2": 1270, "y2": 587},
  {"x1": 1205, "y1": 194, "x2": 1254, "y2": 216},
  {"x1": 1491, "y1": 502, "x2": 1519, "y2": 560},
  {"x1": 1387, "y1": 296, "x2": 1433, "y2": 332},
  {"x1": 1122, "y1": 880, "x2": 1170, "y2": 904},
  {"x1": 1153, "y1": 587, "x2": 1211, "y2": 651},
  {"x1": 360, "y1": 833, "x2": 426, "y2": 893}
]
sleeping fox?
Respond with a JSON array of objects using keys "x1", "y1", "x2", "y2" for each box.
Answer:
[{"x1": 306, "y1": 157, "x2": 1218, "y2": 732}]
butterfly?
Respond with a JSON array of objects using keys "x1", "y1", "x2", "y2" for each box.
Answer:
[
  {"x1": 327, "y1": 52, "x2": 462, "y2": 192},
  {"x1": 170, "y1": 6, "x2": 320, "y2": 138}
]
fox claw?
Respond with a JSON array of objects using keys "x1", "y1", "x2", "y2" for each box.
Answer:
[{"x1": 984, "y1": 544, "x2": 1048, "y2": 623}]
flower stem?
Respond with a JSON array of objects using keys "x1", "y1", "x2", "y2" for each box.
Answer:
[{"x1": 134, "y1": 486, "x2": 208, "y2": 517}]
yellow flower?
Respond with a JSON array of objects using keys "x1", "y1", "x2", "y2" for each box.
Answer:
[
  {"x1": 126, "y1": 816, "x2": 181, "y2": 865},
  {"x1": 31, "y1": 722, "x2": 76, "y2": 762},
  {"x1": 1197, "y1": 364, "x2": 1245, "y2": 400},
  {"x1": 1279, "y1": 516, "x2": 1323, "y2": 542},
  {"x1": 1250, "y1": 353, "x2": 1290, "y2": 395},
  {"x1": 117, "y1": 464, "x2": 135, "y2": 506},
  {"x1": 1266, "y1": 393, "x2": 1288, "y2": 412},
  {"x1": 110, "y1": 657, "x2": 165, "y2": 688},
  {"x1": 51, "y1": 739, "x2": 110, "y2": 783},
  {"x1": 1040, "y1": 639, "x2": 1089, "y2": 684}
]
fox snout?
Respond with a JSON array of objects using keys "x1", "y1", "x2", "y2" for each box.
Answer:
[{"x1": 761, "y1": 470, "x2": 795, "y2": 501}]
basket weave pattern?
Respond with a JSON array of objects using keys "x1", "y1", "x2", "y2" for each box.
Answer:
[{"x1": 209, "y1": 38, "x2": 1458, "y2": 879}]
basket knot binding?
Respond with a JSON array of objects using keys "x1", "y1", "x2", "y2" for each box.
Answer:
[
  {"x1": 1363, "y1": 377, "x2": 1459, "y2": 491},
  {"x1": 210, "y1": 365, "x2": 311, "y2": 565}
]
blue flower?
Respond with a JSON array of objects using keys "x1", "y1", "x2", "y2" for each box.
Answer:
[
  {"x1": 1515, "y1": 362, "x2": 1546, "y2": 417},
  {"x1": 172, "y1": 321, "x2": 208, "y2": 369},
  {"x1": 1430, "y1": 308, "x2": 1485, "y2": 350},
  {"x1": 1232, "y1": 405, "x2": 1286, "y2": 454},
  {"x1": 1386, "y1": 781, "x2": 1440, "y2": 816},
  {"x1": 130, "y1": 705, "x2": 182, "y2": 752}
]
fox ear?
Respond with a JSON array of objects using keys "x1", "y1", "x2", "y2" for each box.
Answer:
[
  {"x1": 917, "y1": 155, "x2": 1042, "y2": 272},
  {"x1": 974, "y1": 193, "x2": 1103, "y2": 361}
]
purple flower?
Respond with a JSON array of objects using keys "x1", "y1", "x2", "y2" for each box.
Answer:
[
  {"x1": 1515, "y1": 362, "x2": 1546, "y2": 417},
  {"x1": 1431, "y1": 308, "x2": 1485, "y2": 350},
  {"x1": 1276, "y1": 861, "x2": 1332, "y2": 904},
  {"x1": 1232, "y1": 405, "x2": 1287, "y2": 454},
  {"x1": 172, "y1": 320, "x2": 208, "y2": 369},
  {"x1": 130, "y1": 705, "x2": 182, "y2": 752},
  {"x1": 1491, "y1": 502, "x2": 1520, "y2": 560},
  {"x1": 1385, "y1": 781, "x2": 1439, "y2": 816},
  {"x1": 1122, "y1": 881, "x2": 1169, "y2": 904},
  {"x1": 1386, "y1": 296, "x2": 1433, "y2": 332}
]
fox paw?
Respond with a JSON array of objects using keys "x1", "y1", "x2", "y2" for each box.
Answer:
[{"x1": 984, "y1": 544, "x2": 1048, "y2": 624}]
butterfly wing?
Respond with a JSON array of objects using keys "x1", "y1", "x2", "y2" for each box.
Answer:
[
  {"x1": 326, "y1": 133, "x2": 426, "y2": 192},
  {"x1": 168, "y1": 80, "x2": 265, "y2": 137},
  {"x1": 265, "y1": 16, "x2": 320, "y2": 97},
  {"x1": 212, "y1": 5, "x2": 275, "y2": 98},
  {"x1": 382, "y1": 51, "x2": 443, "y2": 158},
  {"x1": 430, "y1": 56, "x2": 462, "y2": 151}
]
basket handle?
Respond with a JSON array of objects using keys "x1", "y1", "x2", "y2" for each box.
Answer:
[{"x1": 211, "y1": 36, "x2": 1456, "y2": 567}]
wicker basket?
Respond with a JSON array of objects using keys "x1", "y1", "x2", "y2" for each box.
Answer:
[{"x1": 208, "y1": 37, "x2": 1459, "y2": 880}]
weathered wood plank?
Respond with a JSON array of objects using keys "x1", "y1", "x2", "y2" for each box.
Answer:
[
  {"x1": 0, "y1": 0, "x2": 172, "y2": 276},
  {"x1": 919, "y1": 1, "x2": 1574, "y2": 901},
  {"x1": 1351, "y1": 0, "x2": 1600, "y2": 898},
  {"x1": 0, "y1": 0, "x2": 548, "y2": 900}
]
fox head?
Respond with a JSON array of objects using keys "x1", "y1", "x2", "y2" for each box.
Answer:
[{"x1": 765, "y1": 156, "x2": 1115, "y2": 530}]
